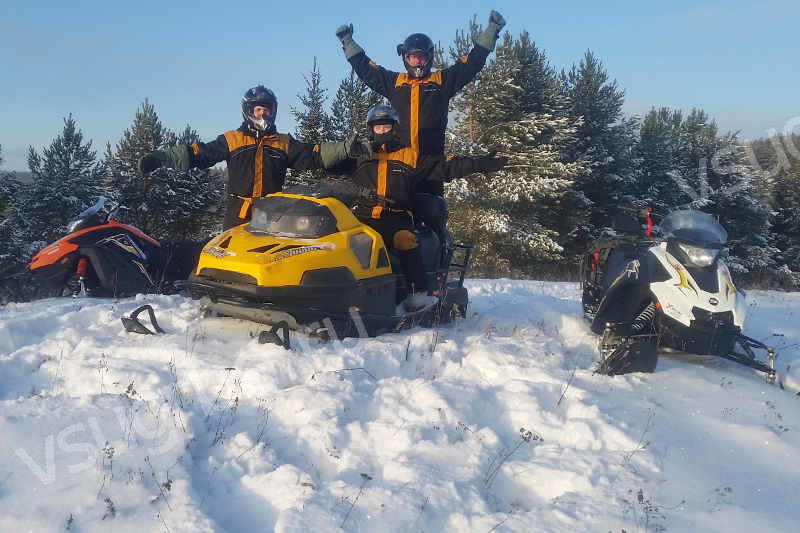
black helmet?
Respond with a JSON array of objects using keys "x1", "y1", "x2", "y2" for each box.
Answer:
[
  {"x1": 366, "y1": 104, "x2": 400, "y2": 128},
  {"x1": 396, "y1": 33, "x2": 434, "y2": 79},
  {"x1": 242, "y1": 85, "x2": 277, "y2": 132},
  {"x1": 366, "y1": 104, "x2": 402, "y2": 151}
]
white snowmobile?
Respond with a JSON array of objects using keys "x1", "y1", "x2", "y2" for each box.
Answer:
[{"x1": 581, "y1": 208, "x2": 776, "y2": 382}]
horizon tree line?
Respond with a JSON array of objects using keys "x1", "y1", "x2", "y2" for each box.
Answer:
[{"x1": 2, "y1": 19, "x2": 799, "y2": 303}]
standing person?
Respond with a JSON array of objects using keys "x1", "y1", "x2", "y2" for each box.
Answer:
[
  {"x1": 331, "y1": 104, "x2": 506, "y2": 309},
  {"x1": 138, "y1": 85, "x2": 365, "y2": 229},
  {"x1": 334, "y1": 11, "x2": 506, "y2": 200}
]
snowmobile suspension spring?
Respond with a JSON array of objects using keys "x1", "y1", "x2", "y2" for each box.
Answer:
[
  {"x1": 631, "y1": 302, "x2": 656, "y2": 333},
  {"x1": 76, "y1": 257, "x2": 88, "y2": 278}
]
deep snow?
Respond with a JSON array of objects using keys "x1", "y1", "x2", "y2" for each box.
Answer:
[{"x1": 1, "y1": 280, "x2": 799, "y2": 532}]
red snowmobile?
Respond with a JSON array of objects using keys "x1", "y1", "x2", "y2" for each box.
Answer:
[{"x1": 27, "y1": 197, "x2": 204, "y2": 298}]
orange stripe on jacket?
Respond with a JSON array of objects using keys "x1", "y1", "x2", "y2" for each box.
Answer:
[
  {"x1": 371, "y1": 155, "x2": 388, "y2": 219},
  {"x1": 222, "y1": 131, "x2": 291, "y2": 219},
  {"x1": 393, "y1": 72, "x2": 442, "y2": 155}
]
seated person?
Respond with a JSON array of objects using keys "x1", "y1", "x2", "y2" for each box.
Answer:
[{"x1": 329, "y1": 104, "x2": 506, "y2": 309}]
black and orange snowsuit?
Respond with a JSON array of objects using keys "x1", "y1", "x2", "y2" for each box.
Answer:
[
  {"x1": 332, "y1": 145, "x2": 503, "y2": 292},
  {"x1": 184, "y1": 122, "x2": 325, "y2": 229},
  {"x1": 347, "y1": 46, "x2": 490, "y2": 195}
]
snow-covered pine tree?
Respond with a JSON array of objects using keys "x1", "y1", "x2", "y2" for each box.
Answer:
[
  {"x1": 703, "y1": 131, "x2": 777, "y2": 282},
  {"x1": 292, "y1": 57, "x2": 333, "y2": 144},
  {"x1": 636, "y1": 108, "x2": 777, "y2": 283},
  {"x1": 138, "y1": 125, "x2": 224, "y2": 239},
  {"x1": 446, "y1": 31, "x2": 584, "y2": 277},
  {"x1": 25, "y1": 115, "x2": 105, "y2": 243},
  {"x1": 560, "y1": 51, "x2": 640, "y2": 252},
  {"x1": 289, "y1": 57, "x2": 333, "y2": 185},
  {"x1": 104, "y1": 99, "x2": 169, "y2": 227},
  {"x1": 105, "y1": 100, "x2": 222, "y2": 239},
  {"x1": 329, "y1": 68, "x2": 383, "y2": 142},
  {"x1": 668, "y1": 111, "x2": 776, "y2": 282},
  {"x1": 0, "y1": 144, "x2": 25, "y2": 285},
  {"x1": 444, "y1": 16, "x2": 482, "y2": 140},
  {"x1": 0, "y1": 144, "x2": 18, "y2": 216},
  {"x1": 757, "y1": 134, "x2": 800, "y2": 287},
  {"x1": 634, "y1": 107, "x2": 686, "y2": 211}
]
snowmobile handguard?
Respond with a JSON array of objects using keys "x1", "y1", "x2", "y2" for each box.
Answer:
[{"x1": 121, "y1": 305, "x2": 165, "y2": 335}]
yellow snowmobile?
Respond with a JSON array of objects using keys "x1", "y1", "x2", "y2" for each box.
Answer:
[{"x1": 185, "y1": 192, "x2": 471, "y2": 342}]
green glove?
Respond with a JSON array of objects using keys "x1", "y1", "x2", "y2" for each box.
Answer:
[
  {"x1": 335, "y1": 23, "x2": 364, "y2": 59},
  {"x1": 474, "y1": 10, "x2": 506, "y2": 51},
  {"x1": 167, "y1": 144, "x2": 192, "y2": 171},
  {"x1": 319, "y1": 139, "x2": 349, "y2": 169},
  {"x1": 320, "y1": 134, "x2": 370, "y2": 168}
]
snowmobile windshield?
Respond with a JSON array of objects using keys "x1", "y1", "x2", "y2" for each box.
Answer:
[
  {"x1": 660, "y1": 210, "x2": 727, "y2": 247},
  {"x1": 247, "y1": 196, "x2": 339, "y2": 238},
  {"x1": 67, "y1": 197, "x2": 108, "y2": 234}
]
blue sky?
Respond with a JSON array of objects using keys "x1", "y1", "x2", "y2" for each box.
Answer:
[{"x1": 1, "y1": 0, "x2": 798, "y2": 171}]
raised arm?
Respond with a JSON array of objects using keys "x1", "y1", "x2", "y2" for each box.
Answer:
[
  {"x1": 440, "y1": 10, "x2": 507, "y2": 97},
  {"x1": 335, "y1": 23, "x2": 397, "y2": 97}
]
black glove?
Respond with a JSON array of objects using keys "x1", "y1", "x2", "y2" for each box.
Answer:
[
  {"x1": 138, "y1": 153, "x2": 164, "y2": 174},
  {"x1": 476, "y1": 155, "x2": 507, "y2": 174}
]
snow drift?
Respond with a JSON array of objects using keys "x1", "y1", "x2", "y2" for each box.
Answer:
[{"x1": 1, "y1": 280, "x2": 799, "y2": 532}]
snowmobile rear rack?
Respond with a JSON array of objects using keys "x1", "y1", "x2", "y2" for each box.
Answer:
[{"x1": 445, "y1": 244, "x2": 472, "y2": 286}]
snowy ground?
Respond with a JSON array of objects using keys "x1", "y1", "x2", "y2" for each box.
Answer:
[{"x1": 1, "y1": 280, "x2": 799, "y2": 532}]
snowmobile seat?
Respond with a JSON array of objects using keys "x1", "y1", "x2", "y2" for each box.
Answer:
[
  {"x1": 413, "y1": 194, "x2": 451, "y2": 243},
  {"x1": 413, "y1": 193, "x2": 453, "y2": 268}
]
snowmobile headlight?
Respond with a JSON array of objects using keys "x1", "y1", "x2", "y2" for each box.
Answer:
[
  {"x1": 676, "y1": 242, "x2": 719, "y2": 267},
  {"x1": 349, "y1": 232, "x2": 373, "y2": 269},
  {"x1": 295, "y1": 216, "x2": 311, "y2": 232}
]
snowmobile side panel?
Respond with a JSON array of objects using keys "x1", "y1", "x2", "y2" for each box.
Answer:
[
  {"x1": 29, "y1": 221, "x2": 160, "y2": 272},
  {"x1": 28, "y1": 240, "x2": 79, "y2": 270},
  {"x1": 79, "y1": 246, "x2": 158, "y2": 296},
  {"x1": 590, "y1": 247, "x2": 664, "y2": 335},
  {"x1": 195, "y1": 223, "x2": 392, "y2": 287},
  {"x1": 591, "y1": 281, "x2": 652, "y2": 335},
  {"x1": 29, "y1": 224, "x2": 166, "y2": 296},
  {"x1": 649, "y1": 246, "x2": 741, "y2": 328}
]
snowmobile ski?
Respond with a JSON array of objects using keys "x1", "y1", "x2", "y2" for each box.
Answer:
[{"x1": 121, "y1": 304, "x2": 165, "y2": 335}]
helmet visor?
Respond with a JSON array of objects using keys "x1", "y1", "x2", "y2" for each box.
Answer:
[
  {"x1": 404, "y1": 51, "x2": 428, "y2": 66},
  {"x1": 252, "y1": 105, "x2": 273, "y2": 118}
]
